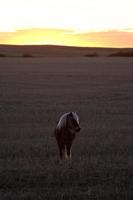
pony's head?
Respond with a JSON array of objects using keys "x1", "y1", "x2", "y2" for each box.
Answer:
[{"x1": 66, "y1": 112, "x2": 81, "y2": 132}]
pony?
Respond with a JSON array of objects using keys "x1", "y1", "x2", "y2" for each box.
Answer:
[{"x1": 54, "y1": 112, "x2": 81, "y2": 160}]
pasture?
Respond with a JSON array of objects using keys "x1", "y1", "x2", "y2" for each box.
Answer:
[{"x1": 0, "y1": 57, "x2": 133, "y2": 199}]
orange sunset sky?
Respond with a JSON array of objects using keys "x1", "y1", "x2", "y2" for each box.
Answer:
[{"x1": 0, "y1": 0, "x2": 133, "y2": 47}]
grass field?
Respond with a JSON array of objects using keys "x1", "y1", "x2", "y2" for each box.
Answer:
[{"x1": 0, "y1": 57, "x2": 133, "y2": 199}]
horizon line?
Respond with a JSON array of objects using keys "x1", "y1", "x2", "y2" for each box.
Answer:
[{"x1": 0, "y1": 44, "x2": 133, "y2": 49}]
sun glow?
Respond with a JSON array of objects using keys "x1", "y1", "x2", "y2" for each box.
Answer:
[
  {"x1": 2, "y1": 29, "x2": 99, "y2": 47},
  {"x1": 0, "y1": 0, "x2": 133, "y2": 47}
]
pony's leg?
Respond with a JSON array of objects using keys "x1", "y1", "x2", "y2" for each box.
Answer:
[
  {"x1": 66, "y1": 143, "x2": 72, "y2": 159},
  {"x1": 58, "y1": 144, "x2": 66, "y2": 160},
  {"x1": 64, "y1": 146, "x2": 68, "y2": 160},
  {"x1": 59, "y1": 145, "x2": 63, "y2": 159}
]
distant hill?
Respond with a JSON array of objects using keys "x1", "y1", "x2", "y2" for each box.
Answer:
[{"x1": 0, "y1": 44, "x2": 133, "y2": 57}]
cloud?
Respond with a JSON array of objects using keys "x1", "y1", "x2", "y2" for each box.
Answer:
[{"x1": 0, "y1": 28, "x2": 133, "y2": 47}]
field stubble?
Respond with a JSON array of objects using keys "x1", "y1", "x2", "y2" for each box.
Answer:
[{"x1": 0, "y1": 57, "x2": 133, "y2": 199}]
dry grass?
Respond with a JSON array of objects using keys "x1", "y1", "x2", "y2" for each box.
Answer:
[{"x1": 0, "y1": 57, "x2": 133, "y2": 199}]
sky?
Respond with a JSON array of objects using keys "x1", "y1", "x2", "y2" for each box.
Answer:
[{"x1": 0, "y1": 0, "x2": 133, "y2": 47}]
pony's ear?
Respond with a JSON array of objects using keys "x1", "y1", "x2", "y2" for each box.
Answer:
[{"x1": 69, "y1": 112, "x2": 73, "y2": 117}]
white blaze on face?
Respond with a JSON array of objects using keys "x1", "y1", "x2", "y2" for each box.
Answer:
[
  {"x1": 72, "y1": 112, "x2": 79, "y2": 125},
  {"x1": 57, "y1": 112, "x2": 79, "y2": 129}
]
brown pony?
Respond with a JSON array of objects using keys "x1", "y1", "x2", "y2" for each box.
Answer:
[{"x1": 54, "y1": 112, "x2": 81, "y2": 160}]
